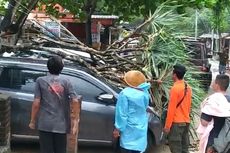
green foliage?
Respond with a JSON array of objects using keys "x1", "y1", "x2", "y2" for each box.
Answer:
[
  {"x1": 103, "y1": 0, "x2": 158, "y2": 20},
  {"x1": 195, "y1": 0, "x2": 230, "y2": 32},
  {"x1": 39, "y1": 0, "x2": 83, "y2": 19},
  {"x1": 0, "y1": 0, "x2": 37, "y2": 22},
  {"x1": 141, "y1": 4, "x2": 206, "y2": 115},
  {"x1": 137, "y1": 5, "x2": 207, "y2": 139},
  {"x1": 195, "y1": 0, "x2": 218, "y2": 8},
  {"x1": 37, "y1": 0, "x2": 210, "y2": 22},
  {"x1": 0, "y1": 0, "x2": 7, "y2": 15},
  {"x1": 171, "y1": 8, "x2": 213, "y2": 36}
]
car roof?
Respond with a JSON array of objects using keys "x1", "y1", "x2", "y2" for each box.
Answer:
[
  {"x1": 1, "y1": 47, "x2": 95, "y2": 63},
  {"x1": 0, "y1": 56, "x2": 121, "y2": 93},
  {"x1": 0, "y1": 56, "x2": 92, "y2": 74}
]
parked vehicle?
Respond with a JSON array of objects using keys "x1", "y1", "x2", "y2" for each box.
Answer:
[
  {"x1": 0, "y1": 51, "x2": 162, "y2": 151},
  {"x1": 183, "y1": 38, "x2": 212, "y2": 90}
]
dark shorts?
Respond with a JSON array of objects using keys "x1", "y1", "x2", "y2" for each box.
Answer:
[{"x1": 39, "y1": 130, "x2": 67, "y2": 153}]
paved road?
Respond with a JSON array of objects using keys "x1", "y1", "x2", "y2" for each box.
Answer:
[
  {"x1": 11, "y1": 141, "x2": 113, "y2": 153},
  {"x1": 208, "y1": 58, "x2": 230, "y2": 93},
  {"x1": 11, "y1": 140, "x2": 175, "y2": 153},
  {"x1": 11, "y1": 140, "x2": 200, "y2": 153}
]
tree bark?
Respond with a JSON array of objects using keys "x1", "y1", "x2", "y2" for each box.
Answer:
[
  {"x1": 84, "y1": 0, "x2": 97, "y2": 47},
  {"x1": 0, "y1": 0, "x2": 16, "y2": 31},
  {"x1": 16, "y1": 0, "x2": 40, "y2": 32},
  {"x1": 85, "y1": 14, "x2": 92, "y2": 46}
]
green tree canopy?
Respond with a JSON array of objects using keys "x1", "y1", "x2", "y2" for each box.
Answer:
[{"x1": 40, "y1": 0, "x2": 209, "y2": 21}]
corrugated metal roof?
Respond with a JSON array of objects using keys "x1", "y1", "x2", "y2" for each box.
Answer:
[
  {"x1": 199, "y1": 33, "x2": 230, "y2": 39},
  {"x1": 91, "y1": 15, "x2": 119, "y2": 19}
]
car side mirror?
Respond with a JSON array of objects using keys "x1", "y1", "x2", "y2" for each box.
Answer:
[{"x1": 97, "y1": 94, "x2": 115, "y2": 105}]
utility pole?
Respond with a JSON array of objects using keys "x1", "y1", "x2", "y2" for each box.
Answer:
[
  {"x1": 195, "y1": 9, "x2": 198, "y2": 40},
  {"x1": 211, "y1": 29, "x2": 214, "y2": 52}
]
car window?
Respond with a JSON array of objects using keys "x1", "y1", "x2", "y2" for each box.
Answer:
[
  {"x1": 20, "y1": 70, "x2": 47, "y2": 92},
  {"x1": 0, "y1": 67, "x2": 107, "y2": 102},
  {"x1": 0, "y1": 68, "x2": 46, "y2": 93},
  {"x1": 60, "y1": 74, "x2": 105, "y2": 102}
]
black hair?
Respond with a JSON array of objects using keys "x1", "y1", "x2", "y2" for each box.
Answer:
[
  {"x1": 47, "y1": 56, "x2": 64, "y2": 75},
  {"x1": 215, "y1": 74, "x2": 230, "y2": 91},
  {"x1": 173, "y1": 64, "x2": 186, "y2": 80}
]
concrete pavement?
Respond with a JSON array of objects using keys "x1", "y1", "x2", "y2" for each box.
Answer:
[{"x1": 208, "y1": 58, "x2": 230, "y2": 94}]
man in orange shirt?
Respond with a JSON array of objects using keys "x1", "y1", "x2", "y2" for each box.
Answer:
[{"x1": 163, "y1": 64, "x2": 192, "y2": 153}]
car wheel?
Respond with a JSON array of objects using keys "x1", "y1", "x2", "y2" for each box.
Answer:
[{"x1": 145, "y1": 131, "x2": 155, "y2": 153}]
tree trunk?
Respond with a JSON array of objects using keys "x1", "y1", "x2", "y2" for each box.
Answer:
[
  {"x1": 16, "y1": 0, "x2": 40, "y2": 32},
  {"x1": 0, "y1": 0, "x2": 39, "y2": 36},
  {"x1": 0, "y1": 0, "x2": 16, "y2": 31},
  {"x1": 84, "y1": 0, "x2": 97, "y2": 47},
  {"x1": 85, "y1": 14, "x2": 92, "y2": 46}
]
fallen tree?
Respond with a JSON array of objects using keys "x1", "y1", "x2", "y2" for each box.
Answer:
[{"x1": 0, "y1": 3, "x2": 206, "y2": 142}]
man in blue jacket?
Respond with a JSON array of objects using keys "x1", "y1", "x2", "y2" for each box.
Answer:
[{"x1": 113, "y1": 70, "x2": 150, "y2": 153}]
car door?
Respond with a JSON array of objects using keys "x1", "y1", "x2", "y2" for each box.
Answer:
[
  {"x1": 0, "y1": 66, "x2": 46, "y2": 137},
  {"x1": 61, "y1": 73, "x2": 115, "y2": 144}
]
